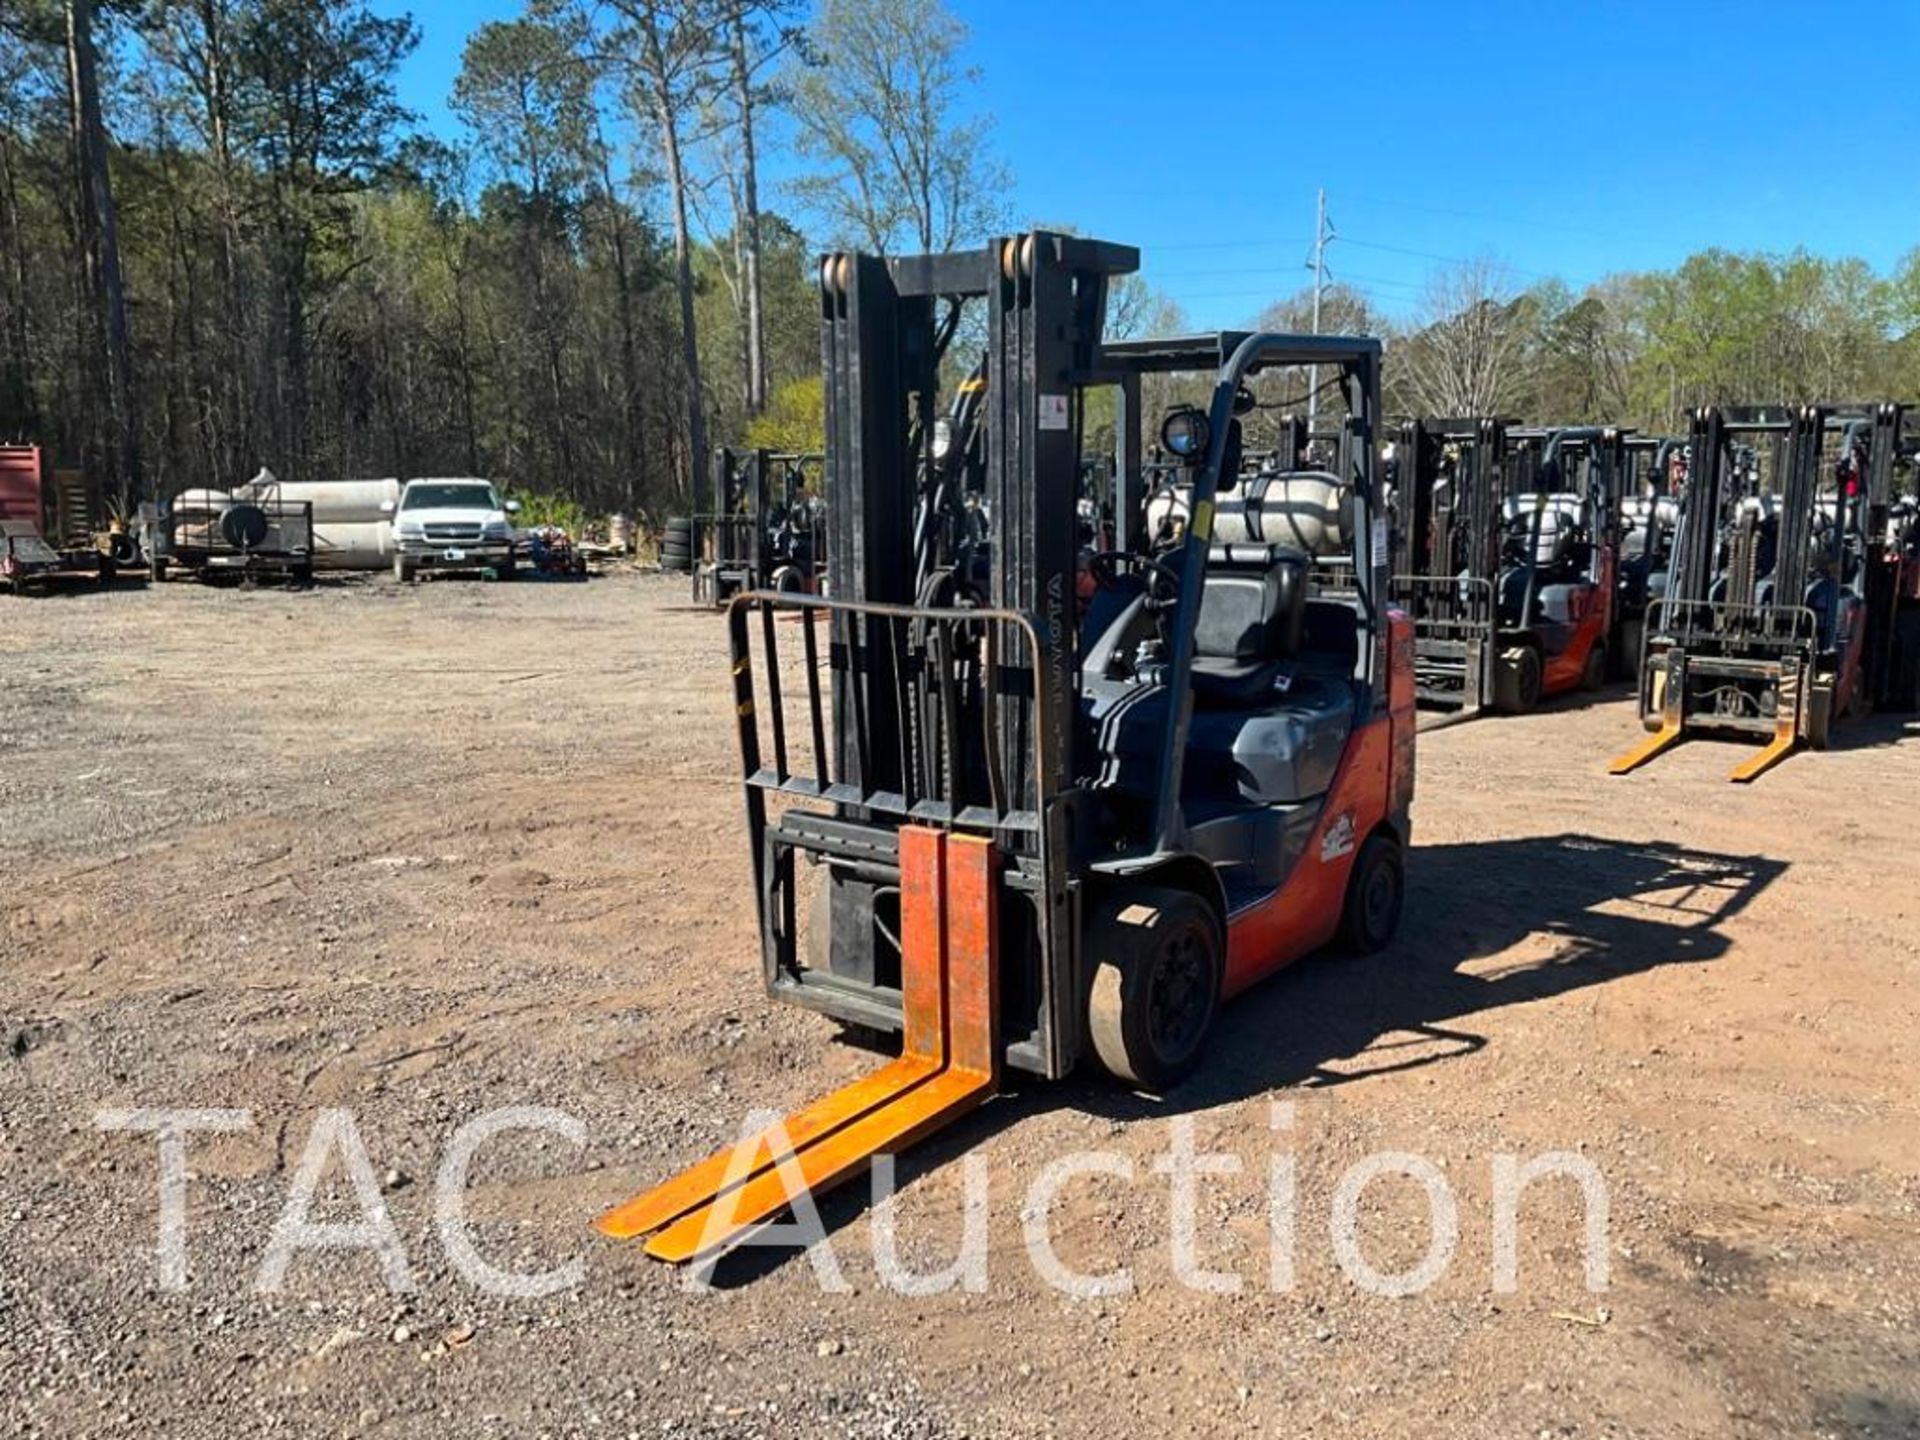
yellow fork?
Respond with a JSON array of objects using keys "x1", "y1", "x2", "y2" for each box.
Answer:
[{"x1": 596, "y1": 827, "x2": 1000, "y2": 1263}]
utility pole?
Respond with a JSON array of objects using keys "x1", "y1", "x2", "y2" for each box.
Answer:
[{"x1": 1305, "y1": 186, "x2": 1335, "y2": 436}]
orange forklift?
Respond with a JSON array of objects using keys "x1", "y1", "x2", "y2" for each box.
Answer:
[
  {"x1": 1611, "y1": 403, "x2": 1916, "y2": 781},
  {"x1": 598, "y1": 232, "x2": 1417, "y2": 1265},
  {"x1": 1392, "y1": 420, "x2": 1625, "y2": 715}
]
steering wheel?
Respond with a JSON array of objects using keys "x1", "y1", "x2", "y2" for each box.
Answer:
[{"x1": 1087, "y1": 550, "x2": 1183, "y2": 609}]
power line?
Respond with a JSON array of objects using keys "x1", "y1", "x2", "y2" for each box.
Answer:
[
  {"x1": 1337, "y1": 234, "x2": 1552, "y2": 281},
  {"x1": 1335, "y1": 187, "x2": 1648, "y2": 245}
]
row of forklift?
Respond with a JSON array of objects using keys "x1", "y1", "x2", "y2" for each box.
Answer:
[{"x1": 1386, "y1": 405, "x2": 1920, "y2": 780}]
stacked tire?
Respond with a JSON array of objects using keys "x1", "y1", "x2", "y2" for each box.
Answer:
[{"x1": 661, "y1": 517, "x2": 694, "y2": 572}]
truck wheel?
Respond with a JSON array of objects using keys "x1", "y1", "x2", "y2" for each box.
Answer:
[
  {"x1": 1087, "y1": 886, "x2": 1222, "y2": 1093},
  {"x1": 1493, "y1": 646, "x2": 1542, "y2": 714},
  {"x1": 1338, "y1": 833, "x2": 1405, "y2": 955},
  {"x1": 393, "y1": 555, "x2": 416, "y2": 585}
]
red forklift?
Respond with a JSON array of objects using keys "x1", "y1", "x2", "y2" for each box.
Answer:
[
  {"x1": 1391, "y1": 420, "x2": 1624, "y2": 715},
  {"x1": 598, "y1": 232, "x2": 1417, "y2": 1265},
  {"x1": 1611, "y1": 403, "x2": 1916, "y2": 781}
]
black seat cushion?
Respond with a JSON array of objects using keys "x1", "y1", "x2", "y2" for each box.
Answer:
[
  {"x1": 1190, "y1": 545, "x2": 1309, "y2": 707},
  {"x1": 1196, "y1": 545, "x2": 1308, "y2": 662},
  {"x1": 1191, "y1": 655, "x2": 1280, "y2": 704}
]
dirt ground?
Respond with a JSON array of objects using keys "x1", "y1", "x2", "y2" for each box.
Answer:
[{"x1": 3, "y1": 569, "x2": 1917, "y2": 1440}]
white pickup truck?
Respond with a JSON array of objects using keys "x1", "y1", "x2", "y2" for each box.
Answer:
[{"x1": 383, "y1": 478, "x2": 520, "y2": 583}]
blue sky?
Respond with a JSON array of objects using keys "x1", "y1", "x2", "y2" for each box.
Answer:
[{"x1": 381, "y1": 0, "x2": 1920, "y2": 328}]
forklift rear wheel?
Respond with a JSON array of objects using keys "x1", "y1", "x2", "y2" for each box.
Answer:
[
  {"x1": 1338, "y1": 833, "x2": 1405, "y2": 955},
  {"x1": 1581, "y1": 643, "x2": 1607, "y2": 693},
  {"x1": 1087, "y1": 886, "x2": 1222, "y2": 1093},
  {"x1": 1613, "y1": 618, "x2": 1644, "y2": 682},
  {"x1": 1493, "y1": 646, "x2": 1542, "y2": 714},
  {"x1": 1894, "y1": 611, "x2": 1920, "y2": 712}
]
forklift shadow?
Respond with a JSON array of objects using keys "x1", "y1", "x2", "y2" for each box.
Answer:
[
  {"x1": 693, "y1": 833, "x2": 1785, "y2": 1286},
  {"x1": 1416, "y1": 680, "x2": 1635, "y2": 731},
  {"x1": 1074, "y1": 830, "x2": 1787, "y2": 1120},
  {"x1": 1825, "y1": 709, "x2": 1920, "y2": 754}
]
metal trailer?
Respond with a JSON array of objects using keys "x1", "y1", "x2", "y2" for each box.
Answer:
[
  {"x1": 596, "y1": 231, "x2": 1415, "y2": 1267},
  {"x1": 1611, "y1": 403, "x2": 1914, "y2": 782},
  {"x1": 166, "y1": 487, "x2": 315, "y2": 585},
  {"x1": 691, "y1": 449, "x2": 826, "y2": 605}
]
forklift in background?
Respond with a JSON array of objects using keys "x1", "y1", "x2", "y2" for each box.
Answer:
[
  {"x1": 692, "y1": 448, "x2": 826, "y2": 604},
  {"x1": 1390, "y1": 420, "x2": 1624, "y2": 715},
  {"x1": 1611, "y1": 403, "x2": 1916, "y2": 782},
  {"x1": 598, "y1": 231, "x2": 1416, "y2": 1266}
]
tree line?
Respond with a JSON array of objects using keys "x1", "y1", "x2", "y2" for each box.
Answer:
[
  {"x1": 3, "y1": 0, "x2": 1916, "y2": 524},
  {"x1": 0, "y1": 0, "x2": 1001, "y2": 519}
]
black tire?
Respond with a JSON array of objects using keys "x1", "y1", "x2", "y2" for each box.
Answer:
[
  {"x1": 1493, "y1": 645, "x2": 1542, "y2": 714},
  {"x1": 665, "y1": 516, "x2": 693, "y2": 539},
  {"x1": 393, "y1": 554, "x2": 416, "y2": 585},
  {"x1": 1581, "y1": 641, "x2": 1607, "y2": 693},
  {"x1": 1086, "y1": 886, "x2": 1222, "y2": 1093},
  {"x1": 660, "y1": 552, "x2": 692, "y2": 573},
  {"x1": 1613, "y1": 616, "x2": 1644, "y2": 683},
  {"x1": 495, "y1": 554, "x2": 517, "y2": 581},
  {"x1": 1893, "y1": 610, "x2": 1920, "y2": 713},
  {"x1": 1806, "y1": 683, "x2": 1833, "y2": 750},
  {"x1": 291, "y1": 564, "x2": 314, "y2": 588},
  {"x1": 1338, "y1": 833, "x2": 1405, "y2": 955}
]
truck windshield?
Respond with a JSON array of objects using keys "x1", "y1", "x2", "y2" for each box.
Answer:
[{"x1": 403, "y1": 483, "x2": 498, "y2": 510}]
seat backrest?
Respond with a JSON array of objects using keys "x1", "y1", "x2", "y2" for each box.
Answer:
[
  {"x1": 1196, "y1": 543, "x2": 1308, "y2": 661},
  {"x1": 1503, "y1": 492, "x2": 1584, "y2": 567}
]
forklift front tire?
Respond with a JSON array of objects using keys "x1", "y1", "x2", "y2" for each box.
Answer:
[
  {"x1": 1087, "y1": 886, "x2": 1222, "y2": 1093},
  {"x1": 1493, "y1": 646, "x2": 1542, "y2": 714},
  {"x1": 1806, "y1": 683, "x2": 1833, "y2": 751},
  {"x1": 1338, "y1": 833, "x2": 1405, "y2": 955},
  {"x1": 1581, "y1": 643, "x2": 1607, "y2": 693}
]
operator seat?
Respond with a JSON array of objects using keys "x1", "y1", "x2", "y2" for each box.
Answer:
[{"x1": 1191, "y1": 542, "x2": 1308, "y2": 705}]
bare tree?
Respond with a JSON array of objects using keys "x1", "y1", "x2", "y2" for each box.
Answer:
[
  {"x1": 785, "y1": 0, "x2": 1008, "y2": 256},
  {"x1": 65, "y1": 0, "x2": 143, "y2": 507},
  {"x1": 1397, "y1": 257, "x2": 1528, "y2": 417},
  {"x1": 593, "y1": 0, "x2": 724, "y2": 499}
]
